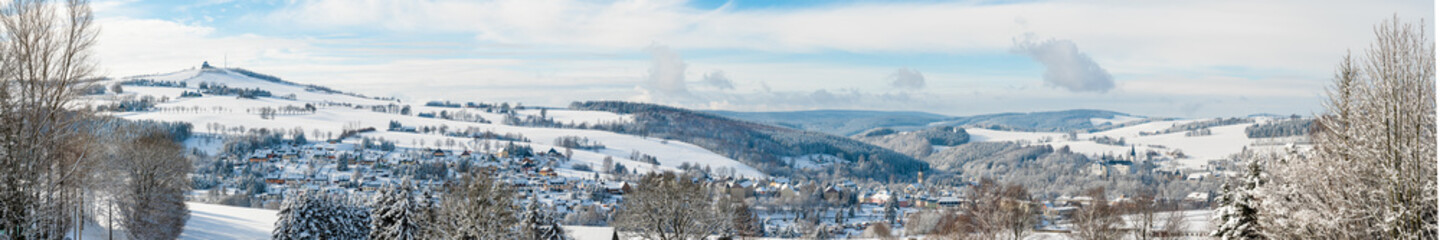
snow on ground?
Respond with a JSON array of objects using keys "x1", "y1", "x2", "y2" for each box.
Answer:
[
  {"x1": 182, "y1": 135, "x2": 226, "y2": 156},
  {"x1": 564, "y1": 225, "x2": 616, "y2": 240},
  {"x1": 411, "y1": 105, "x2": 508, "y2": 121},
  {"x1": 180, "y1": 202, "x2": 277, "y2": 240},
  {"x1": 518, "y1": 109, "x2": 633, "y2": 125},
  {"x1": 1082, "y1": 119, "x2": 1207, "y2": 138},
  {"x1": 1121, "y1": 124, "x2": 1254, "y2": 169},
  {"x1": 1028, "y1": 210, "x2": 1215, "y2": 240},
  {"x1": 966, "y1": 128, "x2": 1066, "y2": 142},
  {"x1": 781, "y1": 154, "x2": 847, "y2": 170},
  {"x1": 966, "y1": 118, "x2": 1264, "y2": 170},
  {"x1": 111, "y1": 69, "x2": 766, "y2": 178},
  {"x1": 1089, "y1": 115, "x2": 1147, "y2": 126},
  {"x1": 119, "y1": 86, "x2": 192, "y2": 99},
  {"x1": 109, "y1": 67, "x2": 395, "y2": 106}
]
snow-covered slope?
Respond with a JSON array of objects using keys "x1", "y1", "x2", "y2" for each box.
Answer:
[
  {"x1": 102, "y1": 66, "x2": 764, "y2": 178},
  {"x1": 180, "y1": 202, "x2": 277, "y2": 239},
  {"x1": 115, "y1": 68, "x2": 395, "y2": 105},
  {"x1": 966, "y1": 117, "x2": 1303, "y2": 170}
]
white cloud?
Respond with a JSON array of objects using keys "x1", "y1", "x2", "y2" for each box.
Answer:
[
  {"x1": 641, "y1": 44, "x2": 690, "y2": 100},
  {"x1": 1011, "y1": 35, "x2": 1114, "y2": 93}
]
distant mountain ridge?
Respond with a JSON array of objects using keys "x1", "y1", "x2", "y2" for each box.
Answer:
[
  {"x1": 706, "y1": 110, "x2": 954, "y2": 136},
  {"x1": 711, "y1": 109, "x2": 1156, "y2": 136},
  {"x1": 938, "y1": 109, "x2": 1149, "y2": 133}
]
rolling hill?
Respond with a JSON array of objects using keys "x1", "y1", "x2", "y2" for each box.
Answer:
[
  {"x1": 98, "y1": 65, "x2": 770, "y2": 178},
  {"x1": 706, "y1": 109, "x2": 954, "y2": 136}
]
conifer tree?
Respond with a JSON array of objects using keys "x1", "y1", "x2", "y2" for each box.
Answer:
[
  {"x1": 1212, "y1": 163, "x2": 1263, "y2": 240},
  {"x1": 371, "y1": 180, "x2": 423, "y2": 240}
]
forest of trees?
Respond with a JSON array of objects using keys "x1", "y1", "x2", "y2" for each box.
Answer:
[{"x1": 1244, "y1": 118, "x2": 1314, "y2": 138}]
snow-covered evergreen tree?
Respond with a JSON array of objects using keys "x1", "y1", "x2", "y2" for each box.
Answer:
[
  {"x1": 543, "y1": 221, "x2": 568, "y2": 240},
  {"x1": 274, "y1": 190, "x2": 372, "y2": 239},
  {"x1": 371, "y1": 180, "x2": 423, "y2": 240},
  {"x1": 520, "y1": 194, "x2": 568, "y2": 240},
  {"x1": 1212, "y1": 163, "x2": 1263, "y2": 240},
  {"x1": 339, "y1": 195, "x2": 373, "y2": 239},
  {"x1": 274, "y1": 191, "x2": 317, "y2": 239}
]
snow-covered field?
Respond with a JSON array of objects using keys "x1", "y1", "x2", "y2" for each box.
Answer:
[
  {"x1": 105, "y1": 68, "x2": 765, "y2": 178},
  {"x1": 1028, "y1": 210, "x2": 1215, "y2": 240},
  {"x1": 180, "y1": 202, "x2": 278, "y2": 240},
  {"x1": 1089, "y1": 115, "x2": 1147, "y2": 126},
  {"x1": 115, "y1": 68, "x2": 395, "y2": 106},
  {"x1": 966, "y1": 118, "x2": 1297, "y2": 170}
]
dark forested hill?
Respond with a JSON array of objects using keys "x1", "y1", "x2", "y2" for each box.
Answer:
[{"x1": 572, "y1": 101, "x2": 928, "y2": 181}]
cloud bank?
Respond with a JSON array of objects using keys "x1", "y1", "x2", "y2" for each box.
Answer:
[{"x1": 1012, "y1": 36, "x2": 1114, "y2": 93}]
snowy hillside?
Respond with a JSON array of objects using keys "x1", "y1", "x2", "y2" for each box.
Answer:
[
  {"x1": 966, "y1": 117, "x2": 1307, "y2": 170},
  {"x1": 108, "y1": 67, "x2": 395, "y2": 106},
  {"x1": 180, "y1": 202, "x2": 278, "y2": 239},
  {"x1": 97, "y1": 66, "x2": 765, "y2": 178}
]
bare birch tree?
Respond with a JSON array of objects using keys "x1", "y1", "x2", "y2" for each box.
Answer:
[{"x1": 0, "y1": 0, "x2": 100, "y2": 238}]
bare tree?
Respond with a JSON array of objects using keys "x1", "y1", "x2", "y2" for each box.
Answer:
[
  {"x1": 116, "y1": 129, "x2": 192, "y2": 239},
  {"x1": 0, "y1": 0, "x2": 100, "y2": 238},
  {"x1": 1067, "y1": 187, "x2": 1122, "y2": 240},
  {"x1": 956, "y1": 178, "x2": 1036, "y2": 240},
  {"x1": 1125, "y1": 190, "x2": 1160, "y2": 240},
  {"x1": 433, "y1": 169, "x2": 520, "y2": 239},
  {"x1": 1259, "y1": 16, "x2": 1436, "y2": 239},
  {"x1": 1158, "y1": 206, "x2": 1189, "y2": 240},
  {"x1": 863, "y1": 222, "x2": 895, "y2": 240},
  {"x1": 613, "y1": 172, "x2": 720, "y2": 240}
]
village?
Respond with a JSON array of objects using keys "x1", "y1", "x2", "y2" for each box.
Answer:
[{"x1": 186, "y1": 130, "x2": 1219, "y2": 238}]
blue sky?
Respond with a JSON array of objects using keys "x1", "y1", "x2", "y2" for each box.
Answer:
[{"x1": 90, "y1": 0, "x2": 1433, "y2": 117}]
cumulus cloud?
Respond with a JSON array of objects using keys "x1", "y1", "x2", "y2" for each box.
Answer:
[
  {"x1": 888, "y1": 67, "x2": 925, "y2": 89},
  {"x1": 700, "y1": 70, "x2": 735, "y2": 90},
  {"x1": 642, "y1": 44, "x2": 689, "y2": 99},
  {"x1": 1012, "y1": 36, "x2": 1114, "y2": 93}
]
